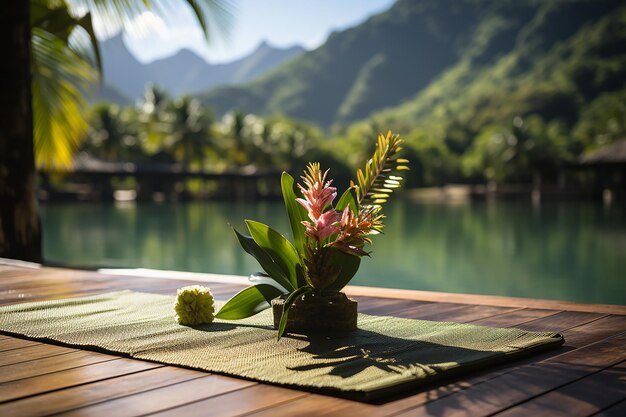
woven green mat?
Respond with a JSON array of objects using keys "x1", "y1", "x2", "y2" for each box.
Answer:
[{"x1": 0, "y1": 291, "x2": 563, "y2": 401}]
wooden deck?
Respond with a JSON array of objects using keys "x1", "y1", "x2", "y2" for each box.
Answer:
[{"x1": 1, "y1": 261, "x2": 625, "y2": 416}]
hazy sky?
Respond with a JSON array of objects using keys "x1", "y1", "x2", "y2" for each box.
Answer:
[{"x1": 93, "y1": 0, "x2": 396, "y2": 64}]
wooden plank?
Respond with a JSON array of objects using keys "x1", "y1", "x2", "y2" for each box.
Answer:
[
  {"x1": 0, "y1": 279, "x2": 237, "y2": 299},
  {"x1": 362, "y1": 301, "x2": 489, "y2": 321},
  {"x1": 559, "y1": 315, "x2": 626, "y2": 348},
  {"x1": 515, "y1": 311, "x2": 607, "y2": 333},
  {"x1": 493, "y1": 361, "x2": 626, "y2": 417},
  {"x1": 594, "y1": 399, "x2": 626, "y2": 417},
  {"x1": 0, "y1": 277, "x2": 241, "y2": 305},
  {"x1": 0, "y1": 343, "x2": 77, "y2": 366},
  {"x1": 0, "y1": 366, "x2": 206, "y2": 417},
  {"x1": 149, "y1": 384, "x2": 308, "y2": 417},
  {"x1": 54, "y1": 375, "x2": 256, "y2": 417},
  {"x1": 0, "y1": 257, "x2": 41, "y2": 269},
  {"x1": 415, "y1": 304, "x2": 518, "y2": 322},
  {"x1": 4, "y1": 262, "x2": 624, "y2": 314},
  {"x1": 352, "y1": 296, "x2": 418, "y2": 308},
  {"x1": 358, "y1": 299, "x2": 519, "y2": 325},
  {"x1": 357, "y1": 298, "x2": 428, "y2": 314},
  {"x1": 469, "y1": 308, "x2": 561, "y2": 327},
  {"x1": 0, "y1": 285, "x2": 240, "y2": 308},
  {"x1": 343, "y1": 285, "x2": 626, "y2": 315},
  {"x1": 386, "y1": 333, "x2": 626, "y2": 417},
  {"x1": 0, "y1": 358, "x2": 161, "y2": 403},
  {"x1": 0, "y1": 350, "x2": 118, "y2": 383},
  {"x1": 0, "y1": 338, "x2": 40, "y2": 352},
  {"x1": 239, "y1": 392, "x2": 355, "y2": 417}
]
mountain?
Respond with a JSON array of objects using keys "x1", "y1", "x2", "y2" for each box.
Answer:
[
  {"x1": 368, "y1": 0, "x2": 626, "y2": 135},
  {"x1": 98, "y1": 34, "x2": 149, "y2": 101},
  {"x1": 199, "y1": 0, "x2": 625, "y2": 129},
  {"x1": 91, "y1": 35, "x2": 305, "y2": 102}
]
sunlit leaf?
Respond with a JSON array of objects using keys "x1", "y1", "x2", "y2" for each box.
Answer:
[
  {"x1": 354, "y1": 131, "x2": 409, "y2": 210},
  {"x1": 215, "y1": 284, "x2": 283, "y2": 320},
  {"x1": 245, "y1": 220, "x2": 302, "y2": 290},
  {"x1": 31, "y1": 27, "x2": 94, "y2": 169},
  {"x1": 248, "y1": 272, "x2": 290, "y2": 293},
  {"x1": 336, "y1": 187, "x2": 358, "y2": 213},
  {"x1": 281, "y1": 172, "x2": 307, "y2": 263},
  {"x1": 233, "y1": 228, "x2": 294, "y2": 292}
]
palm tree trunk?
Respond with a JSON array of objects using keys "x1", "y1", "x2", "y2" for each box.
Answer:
[{"x1": 0, "y1": 2, "x2": 42, "y2": 262}]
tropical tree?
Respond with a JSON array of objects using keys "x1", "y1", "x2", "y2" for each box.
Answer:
[
  {"x1": 0, "y1": 3, "x2": 41, "y2": 261},
  {"x1": 166, "y1": 96, "x2": 215, "y2": 169},
  {"x1": 82, "y1": 103, "x2": 144, "y2": 161},
  {"x1": 574, "y1": 89, "x2": 626, "y2": 153},
  {"x1": 32, "y1": 0, "x2": 230, "y2": 168},
  {"x1": 462, "y1": 115, "x2": 571, "y2": 183},
  {"x1": 136, "y1": 84, "x2": 173, "y2": 156},
  {"x1": 0, "y1": 0, "x2": 230, "y2": 262},
  {"x1": 220, "y1": 109, "x2": 250, "y2": 166}
]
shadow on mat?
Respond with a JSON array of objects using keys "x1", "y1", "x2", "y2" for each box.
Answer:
[{"x1": 286, "y1": 329, "x2": 499, "y2": 379}]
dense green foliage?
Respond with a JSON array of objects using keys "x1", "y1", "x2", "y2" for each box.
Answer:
[
  {"x1": 82, "y1": 86, "x2": 337, "y2": 174},
  {"x1": 194, "y1": 0, "x2": 626, "y2": 185},
  {"x1": 201, "y1": 0, "x2": 624, "y2": 127},
  {"x1": 366, "y1": 0, "x2": 626, "y2": 184},
  {"x1": 30, "y1": 0, "x2": 230, "y2": 168},
  {"x1": 80, "y1": 0, "x2": 626, "y2": 187}
]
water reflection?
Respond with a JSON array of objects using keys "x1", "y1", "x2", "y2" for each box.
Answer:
[{"x1": 41, "y1": 200, "x2": 626, "y2": 305}]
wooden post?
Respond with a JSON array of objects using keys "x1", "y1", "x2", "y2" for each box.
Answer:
[{"x1": 0, "y1": 3, "x2": 42, "y2": 262}]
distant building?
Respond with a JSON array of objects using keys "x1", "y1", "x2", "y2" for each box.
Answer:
[{"x1": 578, "y1": 138, "x2": 626, "y2": 201}]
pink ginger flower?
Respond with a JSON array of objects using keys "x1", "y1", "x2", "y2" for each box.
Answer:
[
  {"x1": 303, "y1": 209, "x2": 340, "y2": 240},
  {"x1": 297, "y1": 163, "x2": 340, "y2": 241},
  {"x1": 296, "y1": 163, "x2": 337, "y2": 221},
  {"x1": 330, "y1": 206, "x2": 382, "y2": 256}
]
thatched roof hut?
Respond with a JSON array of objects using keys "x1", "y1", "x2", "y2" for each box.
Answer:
[{"x1": 579, "y1": 138, "x2": 626, "y2": 166}]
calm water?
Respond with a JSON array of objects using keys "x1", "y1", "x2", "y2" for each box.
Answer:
[{"x1": 41, "y1": 200, "x2": 626, "y2": 305}]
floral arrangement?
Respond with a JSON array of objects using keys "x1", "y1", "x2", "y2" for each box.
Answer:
[{"x1": 214, "y1": 131, "x2": 408, "y2": 338}]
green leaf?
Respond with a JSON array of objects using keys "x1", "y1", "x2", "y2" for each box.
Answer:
[
  {"x1": 326, "y1": 248, "x2": 362, "y2": 292},
  {"x1": 183, "y1": 0, "x2": 233, "y2": 41},
  {"x1": 281, "y1": 172, "x2": 307, "y2": 261},
  {"x1": 353, "y1": 131, "x2": 408, "y2": 209},
  {"x1": 233, "y1": 228, "x2": 295, "y2": 292},
  {"x1": 215, "y1": 284, "x2": 283, "y2": 320},
  {"x1": 31, "y1": 28, "x2": 92, "y2": 169},
  {"x1": 336, "y1": 187, "x2": 358, "y2": 213},
  {"x1": 246, "y1": 220, "x2": 302, "y2": 291},
  {"x1": 277, "y1": 286, "x2": 314, "y2": 340}
]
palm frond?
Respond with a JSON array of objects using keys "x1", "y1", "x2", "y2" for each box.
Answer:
[
  {"x1": 31, "y1": 27, "x2": 95, "y2": 168},
  {"x1": 70, "y1": 0, "x2": 233, "y2": 41},
  {"x1": 353, "y1": 131, "x2": 409, "y2": 209},
  {"x1": 30, "y1": 0, "x2": 232, "y2": 168},
  {"x1": 32, "y1": 0, "x2": 103, "y2": 75}
]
